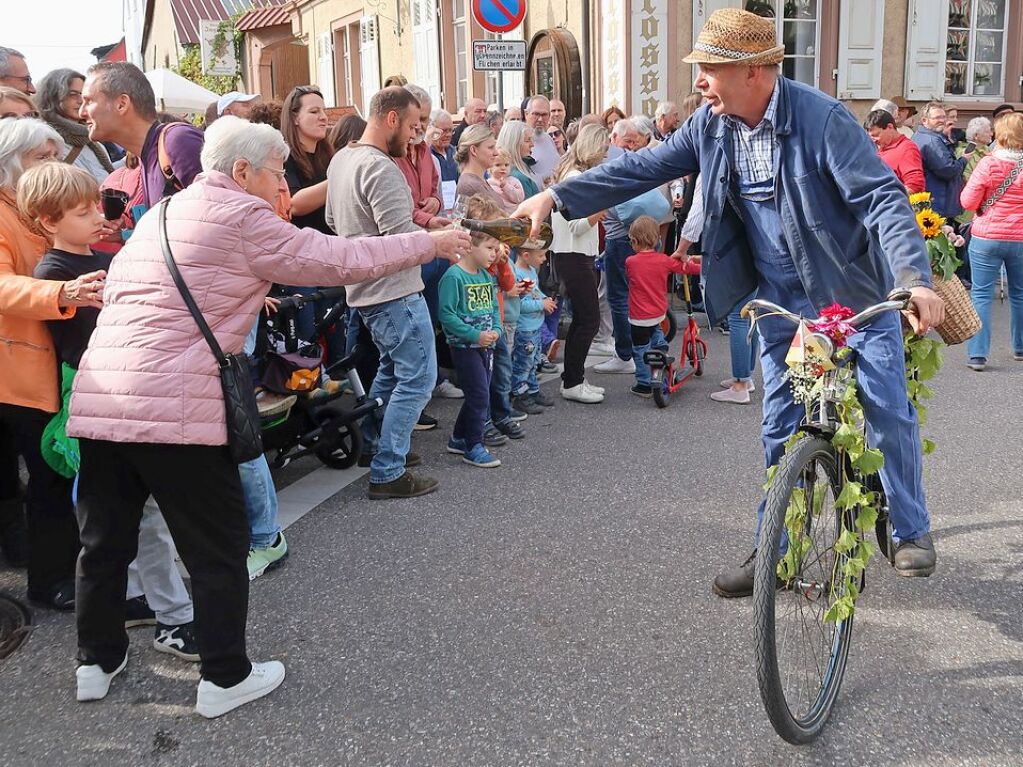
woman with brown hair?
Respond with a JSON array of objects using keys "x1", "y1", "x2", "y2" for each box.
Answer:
[
  {"x1": 601, "y1": 105, "x2": 626, "y2": 132},
  {"x1": 328, "y1": 113, "x2": 367, "y2": 152},
  {"x1": 280, "y1": 86, "x2": 335, "y2": 344}
]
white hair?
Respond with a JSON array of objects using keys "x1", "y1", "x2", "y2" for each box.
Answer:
[
  {"x1": 200, "y1": 115, "x2": 289, "y2": 175},
  {"x1": 404, "y1": 83, "x2": 431, "y2": 108},
  {"x1": 611, "y1": 118, "x2": 637, "y2": 138},
  {"x1": 871, "y1": 99, "x2": 899, "y2": 117},
  {"x1": 966, "y1": 116, "x2": 993, "y2": 142},
  {"x1": 429, "y1": 107, "x2": 451, "y2": 126},
  {"x1": 654, "y1": 101, "x2": 676, "y2": 120},
  {"x1": 0, "y1": 117, "x2": 61, "y2": 189},
  {"x1": 630, "y1": 115, "x2": 655, "y2": 136},
  {"x1": 0, "y1": 47, "x2": 26, "y2": 78}
]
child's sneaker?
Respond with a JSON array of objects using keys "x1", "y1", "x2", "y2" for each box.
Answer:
[
  {"x1": 154, "y1": 621, "x2": 200, "y2": 662},
  {"x1": 495, "y1": 419, "x2": 525, "y2": 439},
  {"x1": 531, "y1": 390, "x2": 555, "y2": 407},
  {"x1": 463, "y1": 444, "x2": 501, "y2": 468},
  {"x1": 447, "y1": 436, "x2": 468, "y2": 454},
  {"x1": 483, "y1": 427, "x2": 508, "y2": 447},
  {"x1": 512, "y1": 393, "x2": 544, "y2": 414},
  {"x1": 247, "y1": 532, "x2": 288, "y2": 581},
  {"x1": 507, "y1": 407, "x2": 528, "y2": 422},
  {"x1": 537, "y1": 356, "x2": 559, "y2": 374},
  {"x1": 631, "y1": 383, "x2": 653, "y2": 398}
]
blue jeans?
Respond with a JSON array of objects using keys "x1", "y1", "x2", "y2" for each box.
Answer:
[
  {"x1": 242, "y1": 320, "x2": 281, "y2": 550},
  {"x1": 630, "y1": 324, "x2": 666, "y2": 386},
  {"x1": 541, "y1": 305, "x2": 560, "y2": 352},
  {"x1": 511, "y1": 327, "x2": 542, "y2": 395},
  {"x1": 239, "y1": 456, "x2": 280, "y2": 549},
  {"x1": 756, "y1": 310, "x2": 929, "y2": 542},
  {"x1": 358, "y1": 294, "x2": 437, "y2": 484},
  {"x1": 728, "y1": 298, "x2": 759, "y2": 381},
  {"x1": 965, "y1": 235, "x2": 1023, "y2": 360},
  {"x1": 487, "y1": 331, "x2": 514, "y2": 427},
  {"x1": 604, "y1": 236, "x2": 635, "y2": 361}
]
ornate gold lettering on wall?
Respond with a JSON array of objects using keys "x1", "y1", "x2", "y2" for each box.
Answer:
[
  {"x1": 601, "y1": 0, "x2": 626, "y2": 109},
  {"x1": 631, "y1": 0, "x2": 667, "y2": 116}
]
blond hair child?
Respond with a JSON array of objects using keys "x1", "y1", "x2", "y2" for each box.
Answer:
[{"x1": 487, "y1": 148, "x2": 525, "y2": 207}]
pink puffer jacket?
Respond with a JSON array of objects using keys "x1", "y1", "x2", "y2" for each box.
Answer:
[
  {"x1": 960, "y1": 152, "x2": 1023, "y2": 241},
  {"x1": 67, "y1": 171, "x2": 436, "y2": 446}
]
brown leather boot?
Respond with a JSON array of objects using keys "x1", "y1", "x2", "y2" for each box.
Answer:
[
  {"x1": 894, "y1": 533, "x2": 936, "y2": 577},
  {"x1": 712, "y1": 551, "x2": 757, "y2": 598},
  {"x1": 368, "y1": 471, "x2": 438, "y2": 500}
]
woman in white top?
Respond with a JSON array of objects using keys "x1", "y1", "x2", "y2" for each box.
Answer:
[
  {"x1": 549, "y1": 123, "x2": 610, "y2": 404},
  {"x1": 36, "y1": 69, "x2": 114, "y2": 183}
]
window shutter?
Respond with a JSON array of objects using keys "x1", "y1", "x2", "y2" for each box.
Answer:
[
  {"x1": 904, "y1": 0, "x2": 947, "y2": 100},
  {"x1": 837, "y1": 0, "x2": 885, "y2": 100},
  {"x1": 360, "y1": 16, "x2": 382, "y2": 116},
  {"x1": 317, "y1": 32, "x2": 337, "y2": 108},
  {"x1": 692, "y1": 0, "x2": 742, "y2": 86}
]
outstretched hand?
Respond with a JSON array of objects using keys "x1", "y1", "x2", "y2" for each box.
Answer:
[{"x1": 510, "y1": 190, "x2": 556, "y2": 239}]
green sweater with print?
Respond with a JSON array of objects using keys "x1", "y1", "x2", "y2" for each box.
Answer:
[{"x1": 438, "y1": 264, "x2": 501, "y2": 347}]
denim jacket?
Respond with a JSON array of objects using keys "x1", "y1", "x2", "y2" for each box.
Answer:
[
  {"x1": 551, "y1": 78, "x2": 931, "y2": 324},
  {"x1": 912, "y1": 125, "x2": 968, "y2": 218}
]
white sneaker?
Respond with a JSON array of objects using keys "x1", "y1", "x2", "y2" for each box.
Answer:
[
  {"x1": 720, "y1": 377, "x2": 756, "y2": 392},
  {"x1": 588, "y1": 342, "x2": 615, "y2": 357},
  {"x1": 433, "y1": 380, "x2": 464, "y2": 399},
  {"x1": 710, "y1": 387, "x2": 752, "y2": 404},
  {"x1": 195, "y1": 660, "x2": 285, "y2": 719},
  {"x1": 594, "y1": 356, "x2": 636, "y2": 374},
  {"x1": 561, "y1": 383, "x2": 604, "y2": 403},
  {"x1": 76, "y1": 654, "x2": 127, "y2": 702},
  {"x1": 583, "y1": 380, "x2": 605, "y2": 396}
]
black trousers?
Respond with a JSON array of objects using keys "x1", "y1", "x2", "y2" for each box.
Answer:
[
  {"x1": 0, "y1": 416, "x2": 21, "y2": 500},
  {"x1": 552, "y1": 252, "x2": 600, "y2": 388},
  {"x1": 0, "y1": 404, "x2": 78, "y2": 597},
  {"x1": 76, "y1": 439, "x2": 252, "y2": 687}
]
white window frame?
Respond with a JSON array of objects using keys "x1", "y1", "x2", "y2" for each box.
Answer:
[
  {"x1": 453, "y1": 0, "x2": 469, "y2": 109},
  {"x1": 744, "y1": 0, "x2": 823, "y2": 88},
  {"x1": 944, "y1": 0, "x2": 1011, "y2": 99}
]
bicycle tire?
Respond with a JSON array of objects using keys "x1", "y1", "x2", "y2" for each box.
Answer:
[
  {"x1": 652, "y1": 367, "x2": 670, "y2": 409},
  {"x1": 754, "y1": 434, "x2": 855, "y2": 744}
]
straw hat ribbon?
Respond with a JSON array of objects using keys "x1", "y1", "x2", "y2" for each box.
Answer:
[{"x1": 683, "y1": 8, "x2": 785, "y2": 66}]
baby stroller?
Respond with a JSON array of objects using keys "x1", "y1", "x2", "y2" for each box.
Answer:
[{"x1": 255, "y1": 287, "x2": 381, "y2": 470}]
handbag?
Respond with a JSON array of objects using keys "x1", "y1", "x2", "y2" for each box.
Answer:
[
  {"x1": 614, "y1": 187, "x2": 672, "y2": 228},
  {"x1": 158, "y1": 200, "x2": 264, "y2": 464},
  {"x1": 262, "y1": 350, "x2": 322, "y2": 394},
  {"x1": 977, "y1": 154, "x2": 1023, "y2": 216}
]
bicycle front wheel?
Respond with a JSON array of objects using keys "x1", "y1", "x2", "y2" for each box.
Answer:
[{"x1": 754, "y1": 434, "x2": 855, "y2": 744}]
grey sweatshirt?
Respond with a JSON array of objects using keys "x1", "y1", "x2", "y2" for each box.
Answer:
[{"x1": 326, "y1": 143, "x2": 424, "y2": 307}]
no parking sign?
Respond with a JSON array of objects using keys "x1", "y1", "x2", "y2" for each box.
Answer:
[{"x1": 471, "y1": 0, "x2": 526, "y2": 34}]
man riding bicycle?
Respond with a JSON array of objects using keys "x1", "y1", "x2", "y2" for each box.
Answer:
[{"x1": 512, "y1": 8, "x2": 943, "y2": 595}]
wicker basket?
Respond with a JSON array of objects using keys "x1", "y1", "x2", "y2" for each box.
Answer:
[{"x1": 932, "y1": 273, "x2": 981, "y2": 345}]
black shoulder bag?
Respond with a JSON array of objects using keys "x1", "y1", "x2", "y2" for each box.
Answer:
[{"x1": 157, "y1": 200, "x2": 263, "y2": 464}]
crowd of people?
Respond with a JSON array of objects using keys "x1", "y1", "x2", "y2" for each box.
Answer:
[{"x1": 0, "y1": 7, "x2": 1020, "y2": 719}]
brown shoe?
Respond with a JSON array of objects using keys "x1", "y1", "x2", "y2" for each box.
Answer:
[
  {"x1": 712, "y1": 551, "x2": 757, "y2": 598},
  {"x1": 368, "y1": 471, "x2": 438, "y2": 500},
  {"x1": 894, "y1": 533, "x2": 936, "y2": 577},
  {"x1": 358, "y1": 452, "x2": 421, "y2": 469}
]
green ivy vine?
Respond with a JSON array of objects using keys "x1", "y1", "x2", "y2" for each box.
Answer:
[{"x1": 767, "y1": 332, "x2": 943, "y2": 623}]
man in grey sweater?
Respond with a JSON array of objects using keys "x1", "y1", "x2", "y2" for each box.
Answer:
[{"x1": 326, "y1": 87, "x2": 458, "y2": 499}]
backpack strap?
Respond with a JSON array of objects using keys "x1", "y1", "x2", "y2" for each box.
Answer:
[{"x1": 63, "y1": 145, "x2": 84, "y2": 165}]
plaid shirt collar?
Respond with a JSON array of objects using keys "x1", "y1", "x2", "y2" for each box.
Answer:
[{"x1": 723, "y1": 80, "x2": 781, "y2": 187}]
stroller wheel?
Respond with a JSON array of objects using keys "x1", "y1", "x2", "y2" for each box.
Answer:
[{"x1": 312, "y1": 412, "x2": 363, "y2": 469}]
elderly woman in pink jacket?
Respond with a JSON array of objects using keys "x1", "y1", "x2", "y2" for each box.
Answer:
[{"x1": 66, "y1": 116, "x2": 470, "y2": 717}]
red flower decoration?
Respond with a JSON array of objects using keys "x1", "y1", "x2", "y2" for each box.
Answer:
[{"x1": 810, "y1": 303, "x2": 857, "y2": 348}]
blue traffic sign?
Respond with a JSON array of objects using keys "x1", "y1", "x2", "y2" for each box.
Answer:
[{"x1": 471, "y1": 0, "x2": 526, "y2": 34}]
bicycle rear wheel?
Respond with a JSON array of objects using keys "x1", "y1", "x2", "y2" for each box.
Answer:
[{"x1": 754, "y1": 434, "x2": 855, "y2": 744}]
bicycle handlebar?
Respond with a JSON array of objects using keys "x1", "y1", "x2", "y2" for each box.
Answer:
[{"x1": 739, "y1": 289, "x2": 913, "y2": 328}]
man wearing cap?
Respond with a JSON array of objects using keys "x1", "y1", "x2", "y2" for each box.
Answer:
[
  {"x1": 218, "y1": 91, "x2": 259, "y2": 120},
  {"x1": 891, "y1": 96, "x2": 918, "y2": 139},
  {"x1": 513, "y1": 8, "x2": 942, "y2": 593}
]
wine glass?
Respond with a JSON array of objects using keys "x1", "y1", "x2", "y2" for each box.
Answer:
[{"x1": 449, "y1": 196, "x2": 467, "y2": 229}]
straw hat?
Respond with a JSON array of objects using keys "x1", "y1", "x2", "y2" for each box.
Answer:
[
  {"x1": 890, "y1": 96, "x2": 919, "y2": 117},
  {"x1": 683, "y1": 8, "x2": 785, "y2": 66}
]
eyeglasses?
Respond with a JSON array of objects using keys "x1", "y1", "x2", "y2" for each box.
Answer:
[
  {"x1": 258, "y1": 165, "x2": 287, "y2": 180},
  {"x1": 547, "y1": 130, "x2": 563, "y2": 137},
  {"x1": 4, "y1": 74, "x2": 33, "y2": 85}
]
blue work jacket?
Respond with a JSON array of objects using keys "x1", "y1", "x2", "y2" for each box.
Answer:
[
  {"x1": 912, "y1": 125, "x2": 967, "y2": 219},
  {"x1": 551, "y1": 77, "x2": 931, "y2": 324}
]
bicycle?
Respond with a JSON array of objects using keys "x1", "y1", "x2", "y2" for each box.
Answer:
[
  {"x1": 741, "y1": 290, "x2": 911, "y2": 744},
  {"x1": 644, "y1": 272, "x2": 707, "y2": 408}
]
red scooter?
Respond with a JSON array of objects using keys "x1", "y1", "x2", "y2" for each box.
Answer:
[{"x1": 644, "y1": 272, "x2": 707, "y2": 408}]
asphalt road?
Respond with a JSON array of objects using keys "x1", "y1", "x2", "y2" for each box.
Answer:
[{"x1": 1, "y1": 301, "x2": 1021, "y2": 767}]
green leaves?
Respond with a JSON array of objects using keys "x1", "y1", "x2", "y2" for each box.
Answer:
[
  {"x1": 926, "y1": 237, "x2": 962, "y2": 281},
  {"x1": 852, "y1": 448, "x2": 885, "y2": 475}
]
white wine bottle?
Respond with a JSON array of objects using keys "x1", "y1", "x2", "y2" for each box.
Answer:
[{"x1": 460, "y1": 218, "x2": 554, "y2": 250}]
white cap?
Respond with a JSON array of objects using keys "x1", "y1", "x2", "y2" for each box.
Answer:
[
  {"x1": 871, "y1": 98, "x2": 899, "y2": 117},
  {"x1": 217, "y1": 91, "x2": 259, "y2": 116}
]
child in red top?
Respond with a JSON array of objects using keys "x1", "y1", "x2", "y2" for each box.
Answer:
[{"x1": 625, "y1": 216, "x2": 701, "y2": 397}]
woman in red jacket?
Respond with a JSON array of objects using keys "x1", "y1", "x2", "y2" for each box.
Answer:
[{"x1": 960, "y1": 112, "x2": 1023, "y2": 371}]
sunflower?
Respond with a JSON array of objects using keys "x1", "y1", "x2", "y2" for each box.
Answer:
[
  {"x1": 916, "y1": 209, "x2": 945, "y2": 238},
  {"x1": 909, "y1": 191, "x2": 933, "y2": 207}
]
